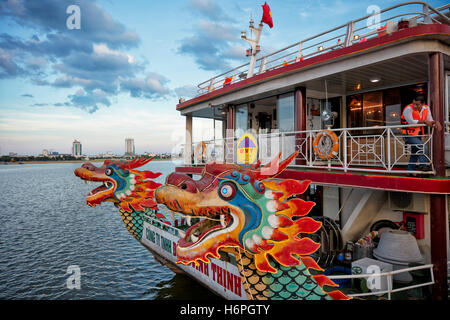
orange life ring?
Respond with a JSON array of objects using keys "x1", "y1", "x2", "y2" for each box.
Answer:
[
  {"x1": 195, "y1": 141, "x2": 206, "y2": 162},
  {"x1": 313, "y1": 130, "x2": 339, "y2": 160}
]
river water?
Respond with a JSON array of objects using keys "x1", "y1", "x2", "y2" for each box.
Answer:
[{"x1": 0, "y1": 161, "x2": 218, "y2": 300}]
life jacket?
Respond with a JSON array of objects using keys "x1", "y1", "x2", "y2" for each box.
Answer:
[{"x1": 401, "y1": 104, "x2": 429, "y2": 136}]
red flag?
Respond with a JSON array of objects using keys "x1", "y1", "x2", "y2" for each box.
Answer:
[{"x1": 261, "y1": 2, "x2": 273, "y2": 28}]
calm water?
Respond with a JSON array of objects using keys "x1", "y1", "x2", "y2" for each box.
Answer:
[{"x1": 0, "y1": 161, "x2": 217, "y2": 300}]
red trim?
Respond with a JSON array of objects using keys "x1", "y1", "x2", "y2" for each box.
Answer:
[
  {"x1": 175, "y1": 166, "x2": 450, "y2": 194},
  {"x1": 177, "y1": 24, "x2": 450, "y2": 111}
]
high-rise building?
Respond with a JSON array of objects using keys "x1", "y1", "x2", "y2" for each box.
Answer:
[
  {"x1": 72, "y1": 140, "x2": 82, "y2": 157},
  {"x1": 125, "y1": 138, "x2": 135, "y2": 156}
]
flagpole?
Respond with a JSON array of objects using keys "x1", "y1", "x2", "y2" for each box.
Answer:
[{"x1": 242, "y1": 18, "x2": 263, "y2": 79}]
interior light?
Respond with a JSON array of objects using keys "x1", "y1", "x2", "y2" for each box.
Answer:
[
  {"x1": 370, "y1": 77, "x2": 381, "y2": 83},
  {"x1": 318, "y1": 46, "x2": 324, "y2": 51},
  {"x1": 353, "y1": 34, "x2": 360, "y2": 40}
]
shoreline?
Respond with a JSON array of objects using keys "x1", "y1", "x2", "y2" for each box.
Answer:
[{"x1": 0, "y1": 158, "x2": 173, "y2": 165}]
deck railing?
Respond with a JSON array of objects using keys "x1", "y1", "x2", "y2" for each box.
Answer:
[
  {"x1": 184, "y1": 124, "x2": 434, "y2": 175},
  {"x1": 327, "y1": 263, "x2": 436, "y2": 300},
  {"x1": 195, "y1": 2, "x2": 449, "y2": 96}
]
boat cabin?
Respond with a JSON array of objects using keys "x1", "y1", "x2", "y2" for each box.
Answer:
[{"x1": 174, "y1": 2, "x2": 450, "y2": 300}]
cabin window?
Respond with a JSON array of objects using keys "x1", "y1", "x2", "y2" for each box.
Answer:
[
  {"x1": 235, "y1": 104, "x2": 248, "y2": 134},
  {"x1": 277, "y1": 93, "x2": 295, "y2": 133},
  {"x1": 384, "y1": 88, "x2": 401, "y2": 134},
  {"x1": 346, "y1": 83, "x2": 427, "y2": 134},
  {"x1": 347, "y1": 94, "x2": 362, "y2": 130},
  {"x1": 362, "y1": 91, "x2": 383, "y2": 131}
]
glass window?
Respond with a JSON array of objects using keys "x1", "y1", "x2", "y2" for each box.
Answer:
[
  {"x1": 235, "y1": 104, "x2": 247, "y2": 134},
  {"x1": 347, "y1": 94, "x2": 362, "y2": 129},
  {"x1": 363, "y1": 91, "x2": 383, "y2": 128},
  {"x1": 346, "y1": 83, "x2": 427, "y2": 134},
  {"x1": 277, "y1": 93, "x2": 295, "y2": 133},
  {"x1": 384, "y1": 88, "x2": 401, "y2": 134}
]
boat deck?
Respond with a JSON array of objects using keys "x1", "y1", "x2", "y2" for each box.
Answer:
[{"x1": 175, "y1": 165, "x2": 450, "y2": 194}]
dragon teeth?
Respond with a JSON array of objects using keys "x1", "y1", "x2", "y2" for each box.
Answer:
[
  {"x1": 186, "y1": 216, "x2": 191, "y2": 226},
  {"x1": 191, "y1": 234, "x2": 198, "y2": 242},
  {"x1": 262, "y1": 226, "x2": 274, "y2": 239},
  {"x1": 268, "y1": 214, "x2": 279, "y2": 228},
  {"x1": 220, "y1": 215, "x2": 226, "y2": 228},
  {"x1": 252, "y1": 234, "x2": 263, "y2": 245}
]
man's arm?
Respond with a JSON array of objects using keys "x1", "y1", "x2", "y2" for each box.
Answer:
[
  {"x1": 420, "y1": 107, "x2": 442, "y2": 131},
  {"x1": 403, "y1": 107, "x2": 418, "y2": 124}
]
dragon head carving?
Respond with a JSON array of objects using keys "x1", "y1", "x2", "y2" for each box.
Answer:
[
  {"x1": 155, "y1": 152, "x2": 311, "y2": 267},
  {"x1": 74, "y1": 157, "x2": 162, "y2": 239},
  {"x1": 155, "y1": 152, "x2": 350, "y2": 300}
]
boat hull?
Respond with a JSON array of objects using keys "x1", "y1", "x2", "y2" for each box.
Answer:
[{"x1": 140, "y1": 220, "x2": 247, "y2": 300}]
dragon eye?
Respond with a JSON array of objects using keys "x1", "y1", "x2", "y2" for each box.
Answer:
[
  {"x1": 105, "y1": 168, "x2": 113, "y2": 176},
  {"x1": 219, "y1": 182, "x2": 236, "y2": 201}
]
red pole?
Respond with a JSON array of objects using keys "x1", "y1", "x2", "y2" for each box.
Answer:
[{"x1": 429, "y1": 52, "x2": 447, "y2": 301}]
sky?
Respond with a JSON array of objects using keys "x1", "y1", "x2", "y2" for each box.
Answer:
[{"x1": 0, "y1": 0, "x2": 446, "y2": 156}]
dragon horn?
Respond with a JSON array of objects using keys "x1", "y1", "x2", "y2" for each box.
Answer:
[
  {"x1": 253, "y1": 151, "x2": 298, "y2": 180},
  {"x1": 123, "y1": 157, "x2": 154, "y2": 170}
]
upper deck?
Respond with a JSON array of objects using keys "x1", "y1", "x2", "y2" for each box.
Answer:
[{"x1": 175, "y1": 2, "x2": 450, "y2": 192}]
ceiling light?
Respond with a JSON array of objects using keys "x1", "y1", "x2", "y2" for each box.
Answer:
[
  {"x1": 353, "y1": 34, "x2": 360, "y2": 40},
  {"x1": 370, "y1": 77, "x2": 381, "y2": 83}
]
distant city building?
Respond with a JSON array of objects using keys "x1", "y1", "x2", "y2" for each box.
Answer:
[
  {"x1": 42, "y1": 149, "x2": 49, "y2": 157},
  {"x1": 125, "y1": 138, "x2": 135, "y2": 156},
  {"x1": 98, "y1": 152, "x2": 115, "y2": 158},
  {"x1": 72, "y1": 140, "x2": 82, "y2": 157},
  {"x1": 9, "y1": 152, "x2": 17, "y2": 157}
]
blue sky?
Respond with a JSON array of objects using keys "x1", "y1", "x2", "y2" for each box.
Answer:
[{"x1": 0, "y1": 0, "x2": 446, "y2": 156}]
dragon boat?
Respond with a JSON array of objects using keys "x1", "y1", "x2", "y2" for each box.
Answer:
[{"x1": 75, "y1": 2, "x2": 450, "y2": 300}]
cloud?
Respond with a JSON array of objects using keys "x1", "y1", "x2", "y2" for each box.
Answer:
[
  {"x1": 65, "y1": 89, "x2": 110, "y2": 113},
  {"x1": 21, "y1": 93, "x2": 33, "y2": 98},
  {"x1": 0, "y1": 0, "x2": 140, "y2": 48},
  {"x1": 177, "y1": 2, "x2": 247, "y2": 71},
  {"x1": 174, "y1": 85, "x2": 198, "y2": 99},
  {"x1": 188, "y1": 0, "x2": 234, "y2": 22},
  {"x1": 120, "y1": 73, "x2": 172, "y2": 99},
  {"x1": 0, "y1": 0, "x2": 171, "y2": 112},
  {"x1": 0, "y1": 47, "x2": 23, "y2": 78}
]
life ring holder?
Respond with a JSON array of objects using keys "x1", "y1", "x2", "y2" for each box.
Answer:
[
  {"x1": 313, "y1": 130, "x2": 339, "y2": 160},
  {"x1": 195, "y1": 141, "x2": 207, "y2": 163}
]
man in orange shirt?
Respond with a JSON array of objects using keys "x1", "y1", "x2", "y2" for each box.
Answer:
[{"x1": 401, "y1": 95, "x2": 442, "y2": 172}]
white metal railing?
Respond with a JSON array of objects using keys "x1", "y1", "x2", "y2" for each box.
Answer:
[
  {"x1": 143, "y1": 213, "x2": 186, "y2": 238},
  {"x1": 327, "y1": 263, "x2": 435, "y2": 300},
  {"x1": 195, "y1": 2, "x2": 449, "y2": 96},
  {"x1": 185, "y1": 124, "x2": 434, "y2": 174}
]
